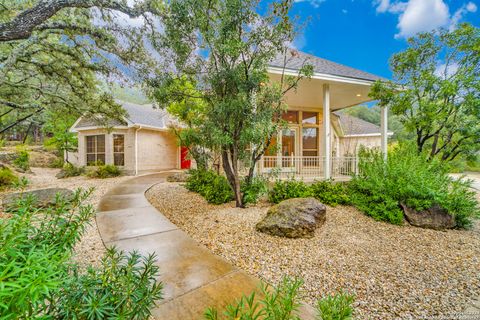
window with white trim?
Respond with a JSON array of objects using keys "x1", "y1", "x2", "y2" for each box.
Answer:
[
  {"x1": 86, "y1": 135, "x2": 105, "y2": 165},
  {"x1": 113, "y1": 134, "x2": 125, "y2": 166}
]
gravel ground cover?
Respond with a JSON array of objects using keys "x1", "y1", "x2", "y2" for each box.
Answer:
[
  {"x1": 146, "y1": 182, "x2": 480, "y2": 319},
  {"x1": 0, "y1": 167, "x2": 131, "y2": 268}
]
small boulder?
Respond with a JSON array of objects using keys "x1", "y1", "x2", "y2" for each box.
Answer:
[
  {"x1": 167, "y1": 171, "x2": 189, "y2": 182},
  {"x1": 401, "y1": 203, "x2": 456, "y2": 230},
  {"x1": 2, "y1": 188, "x2": 74, "y2": 209},
  {"x1": 256, "y1": 197, "x2": 326, "y2": 238}
]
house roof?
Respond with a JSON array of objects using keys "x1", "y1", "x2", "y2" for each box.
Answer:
[
  {"x1": 334, "y1": 112, "x2": 389, "y2": 136},
  {"x1": 269, "y1": 51, "x2": 385, "y2": 82},
  {"x1": 121, "y1": 101, "x2": 174, "y2": 128},
  {"x1": 72, "y1": 101, "x2": 176, "y2": 131}
]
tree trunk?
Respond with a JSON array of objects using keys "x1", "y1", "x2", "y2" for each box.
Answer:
[{"x1": 221, "y1": 150, "x2": 243, "y2": 208}]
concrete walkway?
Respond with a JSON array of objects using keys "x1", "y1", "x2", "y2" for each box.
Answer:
[{"x1": 96, "y1": 172, "x2": 315, "y2": 319}]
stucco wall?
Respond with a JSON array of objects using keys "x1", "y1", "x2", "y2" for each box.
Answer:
[
  {"x1": 339, "y1": 135, "x2": 382, "y2": 156},
  {"x1": 67, "y1": 128, "x2": 136, "y2": 174}
]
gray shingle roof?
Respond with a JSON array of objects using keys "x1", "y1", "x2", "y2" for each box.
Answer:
[
  {"x1": 334, "y1": 112, "x2": 382, "y2": 136},
  {"x1": 121, "y1": 101, "x2": 173, "y2": 128},
  {"x1": 269, "y1": 51, "x2": 385, "y2": 82}
]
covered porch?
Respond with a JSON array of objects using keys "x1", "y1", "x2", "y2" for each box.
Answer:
[{"x1": 259, "y1": 55, "x2": 389, "y2": 181}]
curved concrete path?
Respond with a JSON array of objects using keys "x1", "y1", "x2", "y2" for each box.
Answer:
[{"x1": 96, "y1": 172, "x2": 315, "y2": 319}]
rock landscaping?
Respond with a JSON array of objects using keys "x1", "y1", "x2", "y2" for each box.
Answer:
[
  {"x1": 401, "y1": 203, "x2": 457, "y2": 230},
  {"x1": 146, "y1": 182, "x2": 480, "y2": 320},
  {"x1": 256, "y1": 197, "x2": 326, "y2": 238},
  {"x1": 2, "y1": 187, "x2": 74, "y2": 209}
]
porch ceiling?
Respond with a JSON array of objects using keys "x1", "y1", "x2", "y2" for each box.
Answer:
[{"x1": 269, "y1": 74, "x2": 375, "y2": 111}]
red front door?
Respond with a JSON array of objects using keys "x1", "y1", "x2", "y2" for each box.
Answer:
[{"x1": 180, "y1": 146, "x2": 191, "y2": 169}]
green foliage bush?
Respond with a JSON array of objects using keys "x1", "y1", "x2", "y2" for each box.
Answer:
[
  {"x1": 268, "y1": 179, "x2": 311, "y2": 204},
  {"x1": 0, "y1": 166, "x2": 19, "y2": 189},
  {"x1": 350, "y1": 144, "x2": 480, "y2": 228},
  {"x1": 241, "y1": 176, "x2": 268, "y2": 205},
  {"x1": 49, "y1": 157, "x2": 65, "y2": 168},
  {"x1": 57, "y1": 163, "x2": 85, "y2": 179},
  {"x1": 317, "y1": 291, "x2": 355, "y2": 320},
  {"x1": 185, "y1": 169, "x2": 234, "y2": 204},
  {"x1": 205, "y1": 277, "x2": 355, "y2": 320},
  {"x1": 13, "y1": 146, "x2": 30, "y2": 171},
  {"x1": 310, "y1": 180, "x2": 350, "y2": 207},
  {"x1": 268, "y1": 179, "x2": 350, "y2": 207},
  {"x1": 0, "y1": 189, "x2": 162, "y2": 319},
  {"x1": 53, "y1": 249, "x2": 163, "y2": 319},
  {"x1": 86, "y1": 164, "x2": 122, "y2": 179}
]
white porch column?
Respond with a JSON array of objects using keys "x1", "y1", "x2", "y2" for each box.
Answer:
[
  {"x1": 322, "y1": 84, "x2": 331, "y2": 179},
  {"x1": 380, "y1": 106, "x2": 388, "y2": 159}
]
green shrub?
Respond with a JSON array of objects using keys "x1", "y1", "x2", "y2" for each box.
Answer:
[
  {"x1": 268, "y1": 179, "x2": 311, "y2": 204},
  {"x1": 205, "y1": 277, "x2": 304, "y2": 320},
  {"x1": 317, "y1": 291, "x2": 355, "y2": 320},
  {"x1": 53, "y1": 249, "x2": 163, "y2": 319},
  {"x1": 0, "y1": 166, "x2": 19, "y2": 189},
  {"x1": 13, "y1": 145, "x2": 30, "y2": 171},
  {"x1": 185, "y1": 169, "x2": 234, "y2": 204},
  {"x1": 0, "y1": 189, "x2": 162, "y2": 319},
  {"x1": 57, "y1": 163, "x2": 85, "y2": 179},
  {"x1": 241, "y1": 176, "x2": 268, "y2": 205},
  {"x1": 49, "y1": 157, "x2": 65, "y2": 168},
  {"x1": 204, "y1": 277, "x2": 355, "y2": 320},
  {"x1": 310, "y1": 180, "x2": 350, "y2": 207},
  {"x1": 350, "y1": 144, "x2": 479, "y2": 228},
  {"x1": 86, "y1": 164, "x2": 122, "y2": 179}
]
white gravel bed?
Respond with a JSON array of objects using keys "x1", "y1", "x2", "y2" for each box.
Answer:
[
  {"x1": 1, "y1": 167, "x2": 131, "y2": 268},
  {"x1": 146, "y1": 182, "x2": 480, "y2": 320}
]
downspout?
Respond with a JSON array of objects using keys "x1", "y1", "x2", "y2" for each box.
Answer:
[{"x1": 134, "y1": 125, "x2": 142, "y2": 175}]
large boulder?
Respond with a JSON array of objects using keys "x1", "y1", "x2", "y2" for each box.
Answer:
[
  {"x1": 256, "y1": 197, "x2": 326, "y2": 238},
  {"x1": 2, "y1": 188, "x2": 74, "y2": 209},
  {"x1": 401, "y1": 203, "x2": 456, "y2": 230}
]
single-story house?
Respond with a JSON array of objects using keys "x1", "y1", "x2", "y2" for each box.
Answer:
[
  {"x1": 68, "y1": 101, "x2": 183, "y2": 175},
  {"x1": 68, "y1": 51, "x2": 392, "y2": 179}
]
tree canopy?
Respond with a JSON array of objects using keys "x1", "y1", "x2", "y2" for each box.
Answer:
[
  {"x1": 150, "y1": 0, "x2": 313, "y2": 207},
  {"x1": 0, "y1": 0, "x2": 162, "y2": 135},
  {"x1": 371, "y1": 23, "x2": 480, "y2": 161}
]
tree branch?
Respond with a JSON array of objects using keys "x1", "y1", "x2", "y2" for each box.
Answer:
[{"x1": 0, "y1": 0, "x2": 154, "y2": 42}]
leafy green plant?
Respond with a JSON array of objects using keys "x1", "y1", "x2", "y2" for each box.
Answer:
[
  {"x1": 52, "y1": 249, "x2": 163, "y2": 319},
  {"x1": 350, "y1": 144, "x2": 479, "y2": 228},
  {"x1": 13, "y1": 145, "x2": 30, "y2": 172},
  {"x1": 268, "y1": 179, "x2": 311, "y2": 204},
  {"x1": 241, "y1": 176, "x2": 268, "y2": 205},
  {"x1": 86, "y1": 164, "x2": 121, "y2": 179},
  {"x1": 205, "y1": 277, "x2": 304, "y2": 320},
  {"x1": 57, "y1": 163, "x2": 85, "y2": 179},
  {"x1": 0, "y1": 166, "x2": 19, "y2": 189},
  {"x1": 204, "y1": 277, "x2": 355, "y2": 320},
  {"x1": 49, "y1": 157, "x2": 65, "y2": 168},
  {"x1": 185, "y1": 169, "x2": 234, "y2": 204},
  {"x1": 317, "y1": 291, "x2": 355, "y2": 320},
  {"x1": 310, "y1": 180, "x2": 350, "y2": 207},
  {"x1": 0, "y1": 189, "x2": 162, "y2": 319}
]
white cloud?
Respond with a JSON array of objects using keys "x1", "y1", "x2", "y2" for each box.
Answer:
[
  {"x1": 374, "y1": 0, "x2": 478, "y2": 39},
  {"x1": 342, "y1": 9, "x2": 348, "y2": 14},
  {"x1": 293, "y1": 0, "x2": 326, "y2": 8},
  {"x1": 375, "y1": 0, "x2": 389, "y2": 12},
  {"x1": 396, "y1": 0, "x2": 449, "y2": 38},
  {"x1": 450, "y1": 2, "x2": 478, "y2": 31},
  {"x1": 466, "y1": 2, "x2": 478, "y2": 11}
]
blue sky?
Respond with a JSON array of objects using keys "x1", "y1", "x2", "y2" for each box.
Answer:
[{"x1": 283, "y1": 0, "x2": 479, "y2": 78}]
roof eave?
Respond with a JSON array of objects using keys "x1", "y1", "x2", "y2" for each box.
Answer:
[{"x1": 267, "y1": 66, "x2": 379, "y2": 86}]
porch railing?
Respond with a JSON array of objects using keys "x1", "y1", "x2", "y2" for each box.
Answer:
[{"x1": 257, "y1": 156, "x2": 358, "y2": 181}]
